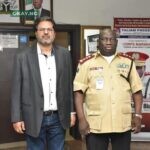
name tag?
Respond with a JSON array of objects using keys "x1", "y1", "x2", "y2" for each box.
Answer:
[{"x1": 96, "y1": 78, "x2": 104, "y2": 90}]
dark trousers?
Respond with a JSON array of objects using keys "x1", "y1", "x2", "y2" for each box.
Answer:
[{"x1": 86, "y1": 130, "x2": 131, "y2": 150}]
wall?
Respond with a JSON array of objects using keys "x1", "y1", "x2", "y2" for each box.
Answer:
[{"x1": 54, "y1": 0, "x2": 150, "y2": 27}]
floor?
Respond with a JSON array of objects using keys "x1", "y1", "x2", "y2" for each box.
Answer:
[{"x1": 0, "y1": 140, "x2": 150, "y2": 150}]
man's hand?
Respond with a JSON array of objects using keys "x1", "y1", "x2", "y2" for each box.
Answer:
[
  {"x1": 132, "y1": 116, "x2": 142, "y2": 133},
  {"x1": 70, "y1": 113, "x2": 76, "y2": 127},
  {"x1": 13, "y1": 121, "x2": 25, "y2": 134},
  {"x1": 79, "y1": 118, "x2": 90, "y2": 138},
  {"x1": 132, "y1": 90, "x2": 143, "y2": 133}
]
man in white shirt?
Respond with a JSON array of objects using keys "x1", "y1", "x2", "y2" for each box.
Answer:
[{"x1": 11, "y1": 16, "x2": 76, "y2": 150}]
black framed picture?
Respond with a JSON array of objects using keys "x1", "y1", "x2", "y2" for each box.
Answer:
[
  {"x1": 80, "y1": 26, "x2": 111, "y2": 57},
  {"x1": 0, "y1": 0, "x2": 22, "y2": 25},
  {"x1": 87, "y1": 34, "x2": 99, "y2": 54},
  {"x1": 24, "y1": 0, "x2": 53, "y2": 25}
]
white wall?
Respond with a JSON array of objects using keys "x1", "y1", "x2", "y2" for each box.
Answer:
[{"x1": 54, "y1": 0, "x2": 150, "y2": 27}]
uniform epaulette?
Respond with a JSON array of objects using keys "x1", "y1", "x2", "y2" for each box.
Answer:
[
  {"x1": 79, "y1": 54, "x2": 94, "y2": 64},
  {"x1": 118, "y1": 52, "x2": 133, "y2": 60},
  {"x1": 144, "y1": 72, "x2": 150, "y2": 76}
]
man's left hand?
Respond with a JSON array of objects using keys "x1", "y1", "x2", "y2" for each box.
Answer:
[{"x1": 132, "y1": 116, "x2": 142, "y2": 133}]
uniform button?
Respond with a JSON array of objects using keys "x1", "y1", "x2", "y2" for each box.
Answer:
[
  {"x1": 40, "y1": 108, "x2": 43, "y2": 110},
  {"x1": 41, "y1": 94, "x2": 44, "y2": 97}
]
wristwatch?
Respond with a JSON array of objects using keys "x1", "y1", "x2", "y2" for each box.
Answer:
[{"x1": 135, "y1": 113, "x2": 142, "y2": 119}]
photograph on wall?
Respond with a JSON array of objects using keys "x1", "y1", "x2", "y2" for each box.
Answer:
[
  {"x1": 84, "y1": 29, "x2": 99, "y2": 56},
  {"x1": 24, "y1": 0, "x2": 53, "y2": 24},
  {"x1": 87, "y1": 34, "x2": 99, "y2": 54},
  {"x1": 0, "y1": 0, "x2": 21, "y2": 24},
  {"x1": 80, "y1": 26, "x2": 111, "y2": 58},
  {"x1": 114, "y1": 18, "x2": 150, "y2": 141}
]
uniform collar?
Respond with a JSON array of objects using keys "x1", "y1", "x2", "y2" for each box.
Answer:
[{"x1": 95, "y1": 50, "x2": 119, "y2": 58}]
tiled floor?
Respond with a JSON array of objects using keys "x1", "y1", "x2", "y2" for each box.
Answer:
[{"x1": 1, "y1": 140, "x2": 150, "y2": 150}]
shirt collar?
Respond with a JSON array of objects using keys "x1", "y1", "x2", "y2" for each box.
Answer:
[
  {"x1": 37, "y1": 43, "x2": 55, "y2": 56},
  {"x1": 37, "y1": 43, "x2": 42, "y2": 55}
]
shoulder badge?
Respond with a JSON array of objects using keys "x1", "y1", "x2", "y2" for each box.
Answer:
[
  {"x1": 118, "y1": 52, "x2": 133, "y2": 60},
  {"x1": 79, "y1": 54, "x2": 94, "y2": 64}
]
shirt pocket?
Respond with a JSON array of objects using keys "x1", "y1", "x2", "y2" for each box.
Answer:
[
  {"x1": 87, "y1": 115, "x2": 102, "y2": 131},
  {"x1": 88, "y1": 70, "x2": 104, "y2": 89},
  {"x1": 122, "y1": 102, "x2": 132, "y2": 129}
]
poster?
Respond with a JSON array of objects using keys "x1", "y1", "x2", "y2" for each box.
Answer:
[
  {"x1": 0, "y1": 34, "x2": 18, "y2": 51},
  {"x1": 114, "y1": 18, "x2": 150, "y2": 141},
  {"x1": 0, "y1": 0, "x2": 20, "y2": 23}
]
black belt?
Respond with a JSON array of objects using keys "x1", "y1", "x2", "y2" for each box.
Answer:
[{"x1": 43, "y1": 110, "x2": 58, "y2": 116}]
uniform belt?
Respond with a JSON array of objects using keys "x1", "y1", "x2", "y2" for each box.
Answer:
[{"x1": 43, "y1": 110, "x2": 58, "y2": 116}]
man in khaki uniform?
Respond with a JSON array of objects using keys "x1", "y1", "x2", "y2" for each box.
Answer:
[{"x1": 74, "y1": 29, "x2": 143, "y2": 150}]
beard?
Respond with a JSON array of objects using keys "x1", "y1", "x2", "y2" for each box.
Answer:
[{"x1": 36, "y1": 35, "x2": 54, "y2": 46}]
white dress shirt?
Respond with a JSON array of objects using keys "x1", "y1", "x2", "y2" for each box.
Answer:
[{"x1": 37, "y1": 44, "x2": 57, "y2": 111}]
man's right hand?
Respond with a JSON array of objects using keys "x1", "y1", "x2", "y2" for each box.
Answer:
[{"x1": 13, "y1": 121, "x2": 25, "y2": 134}]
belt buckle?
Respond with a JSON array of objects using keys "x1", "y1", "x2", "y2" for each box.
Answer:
[{"x1": 44, "y1": 110, "x2": 53, "y2": 116}]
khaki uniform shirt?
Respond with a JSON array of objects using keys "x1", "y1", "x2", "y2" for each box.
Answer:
[{"x1": 74, "y1": 51, "x2": 142, "y2": 133}]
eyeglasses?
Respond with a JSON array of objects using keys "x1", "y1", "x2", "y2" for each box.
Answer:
[
  {"x1": 37, "y1": 28, "x2": 54, "y2": 32},
  {"x1": 100, "y1": 38, "x2": 116, "y2": 42}
]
